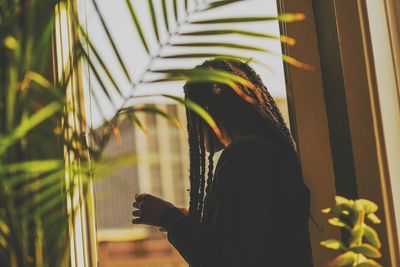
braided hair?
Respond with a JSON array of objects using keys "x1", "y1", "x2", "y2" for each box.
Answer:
[{"x1": 183, "y1": 59, "x2": 296, "y2": 223}]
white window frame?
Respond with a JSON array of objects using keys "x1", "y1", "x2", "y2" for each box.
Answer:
[{"x1": 54, "y1": 1, "x2": 98, "y2": 266}]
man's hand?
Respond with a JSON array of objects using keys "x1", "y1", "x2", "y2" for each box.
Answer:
[{"x1": 132, "y1": 193, "x2": 175, "y2": 227}]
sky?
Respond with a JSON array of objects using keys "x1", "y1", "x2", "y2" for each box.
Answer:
[{"x1": 77, "y1": 0, "x2": 287, "y2": 127}]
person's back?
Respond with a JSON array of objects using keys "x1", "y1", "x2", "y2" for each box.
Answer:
[
  {"x1": 131, "y1": 59, "x2": 313, "y2": 266},
  {"x1": 161, "y1": 128, "x2": 313, "y2": 266}
]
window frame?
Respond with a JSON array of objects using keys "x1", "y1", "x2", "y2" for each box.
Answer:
[
  {"x1": 279, "y1": 0, "x2": 400, "y2": 265},
  {"x1": 277, "y1": 0, "x2": 340, "y2": 265},
  {"x1": 53, "y1": 0, "x2": 98, "y2": 266},
  {"x1": 58, "y1": 0, "x2": 400, "y2": 265}
]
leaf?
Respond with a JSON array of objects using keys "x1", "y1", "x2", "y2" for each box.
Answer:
[
  {"x1": 321, "y1": 208, "x2": 331, "y2": 213},
  {"x1": 21, "y1": 71, "x2": 53, "y2": 90},
  {"x1": 282, "y1": 54, "x2": 314, "y2": 70},
  {"x1": 91, "y1": 0, "x2": 133, "y2": 82},
  {"x1": 335, "y1": 196, "x2": 353, "y2": 205},
  {"x1": 322, "y1": 204, "x2": 351, "y2": 217},
  {"x1": 125, "y1": 0, "x2": 150, "y2": 54},
  {"x1": 327, "y1": 251, "x2": 356, "y2": 267},
  {"x1": 127, "y1": 113, "x2": 147, "y2": 132},
  {"x1": 80, "y1": 46, "x2": 116, "y2": 108},
  {"x1": 349, "y1": 244, "x2": 382, "y2": 259},
  {"x1": 111, "y1": 126, "x2": 122, "y2": 144},
  {"x1": 328, "y1": 217, "x2": 351, "y2": 230},
  {"x1": 0, "y1": 220, "x2": 10, "y2": 236},
  {"x1": 15, "y1": 169, "x2": 64, "y2": 191},
  {"x1": 0, "y1": 102, "x2": 62, "y2": 155},
  {"x1": 367, "y1": 213, "x2": 382, "y2": 224},
  {"x1": 204, "y1": 0, "x2": 247, "y2": 11},
  {"x1": 170, "y1": 42, "x2": 267, "y2": 52},
  {"x1": 363, "y1": 224, "x2": 381, "y2": 248},
  {"x1": 355, "y1": 259, "x2": 382, "y2": 267},
  {"x1": 161, "y1": 0, "x2": 169, "y2": 32},
  {"x1": 278, "y1": 13, "x2": 306, "y2": 22},
  {"x1": 320, "y1": 239, "x2": 347, "y2": 251},
  {"x1": 4, "y1": 36, "x2": 18, "y2": 50},
  {"x1": 190, "y1": 13, "x2": 305, "y2": 24},
  {"x1": 161, "y1": 52, "x2": 250, "y2": 61},
  {"x1": 356, "y1": 199, "x2": 378, "y2": 214},
  {"x1": 161, "y1": 94, "x2": 228, "y2": 146},
  {"x1": 92, "y1": 152, "x2": 140, "y2": 179},
  {"x1": 72, "y1": 15, "x2": 123, "y2": 96},
  {"x1": 160, "y1": 53, "x2": 273, "y2": 71},
  {"x1": 124, "y1": 106, "x2": 181, "y2": 128},
  {"x1": 180, "y1": 29, "x2": 296, "y2": 45},
  {"x1": 173, "y1": 0, "x2": 178, "y2": 22},
  {"x1": 147, "y1": 0, "x2": 160, "y2": 42},
  {"x1": 0, "y1": 160, "x2": 62, "y2": 176},
  {"x1": 151, "y1": 68, "x2": 257, "y2": 104}
]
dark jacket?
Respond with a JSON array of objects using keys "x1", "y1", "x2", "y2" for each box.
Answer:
[{"x1": 161, "y1": 128, "x2": 313, "y2": 267}]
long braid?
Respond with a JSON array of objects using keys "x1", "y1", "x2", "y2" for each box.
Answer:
[
  {"x1": 186, "y1": 108, "x2": 201, "y2": 218},
  {"x1": 262, "y1": 87, "x2": 296, "y2": 150},
  {"x1": 237, "y1": 61, "x2": 296, "y2": 150},
  {"x1": 197, "y1": 118, "x2": 207, "y2": 221},
  {"x1": 202, "y1": 133, "x2": 215, "y2": 224}
]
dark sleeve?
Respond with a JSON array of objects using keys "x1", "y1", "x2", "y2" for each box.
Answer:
[
  {"x1": 163, "y1": 137, "x2": 279, "y2": 267},
  {"x1": 160, "y1": 209, "x2": 219, "y2": 266}
]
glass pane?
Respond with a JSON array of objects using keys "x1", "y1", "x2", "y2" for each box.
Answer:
[
  {"x1": 365, "y1": 0, "x2": 400, "y2": 246},
  {"x1": 77, "y1": 0, "x2": 290, "y2": 266}
]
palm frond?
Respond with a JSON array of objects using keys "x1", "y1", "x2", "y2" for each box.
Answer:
[
  {"x1": 125, "y1": 0, "x2": 150, "y2": 54},
  {"x1": 91, "y1": 0, "x2": 133, "y2": 82},
  {"x1": 147, "y1": 0, "x2": 160, "y2": 42},
  {"x1": 77, "y1": 0, "x2": 307, "y2": 138},
  {"x1": 0, "y1": 102, "x2": 62, "y2": 155}
]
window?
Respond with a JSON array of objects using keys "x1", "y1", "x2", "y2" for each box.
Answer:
[
  {"x1": 280, "y1": 0, "x2": 400, "y2": 265},
  {"x1": 365, "y1": 0, "x2": 400, "y2": 261},
  {"x1": 76, "y1": 0, "x2": 291, "y2": 266},
  {"x1": 58, "y1": 0, "x2": 400, "y2": 266}
]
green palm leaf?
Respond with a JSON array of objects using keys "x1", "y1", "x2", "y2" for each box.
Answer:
[
  {"x1": 75, "y1": 0, "x2": 309, "y2": 133},
  {"x1": 204, "y1": 0, "x2": 247, "y2": 10},
  {"x1": 170, "y1": 42, "x2": 268, "y2": 52},
  {"x1": 190, "y1": 13, "x2": 305, "y2": 24},
  {"x1": 149, "y1": 68, "x2": 257, "y2": 104},
  {"x1": 80, "y1": 46, "x2": 116, "y2": 108},
  {"x1": 0, "y1": 102, "x2": 62, "y2": 155},
  {"x1": 161, "y1": 94, "x2": 228, "y2": 145},
  {"x1": 147, "y1": 0, "x2": 160, "y2": 42},
  {"x1": 162, "y1": 0, "x2": 170, "y2": 32},
  {"x1": 120, "y1": 105, "x2": 181, "y2": 128},
  {"x1": 180, "y1": 29, "x2": 296, "y2": 45},
  {"x1": 125, "y1": 0, "x2": 150, "y2": 54},
  {"x1": 91, "y1": 0, "x2": 133, "y2": 82},
  {"x1": 173, "y1": 0, "x2": 179, "y2": 22}
]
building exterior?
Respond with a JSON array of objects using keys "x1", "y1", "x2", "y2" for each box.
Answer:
[{"x1": 94, "y1": 102, "x2": 190, "y2": 267}]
